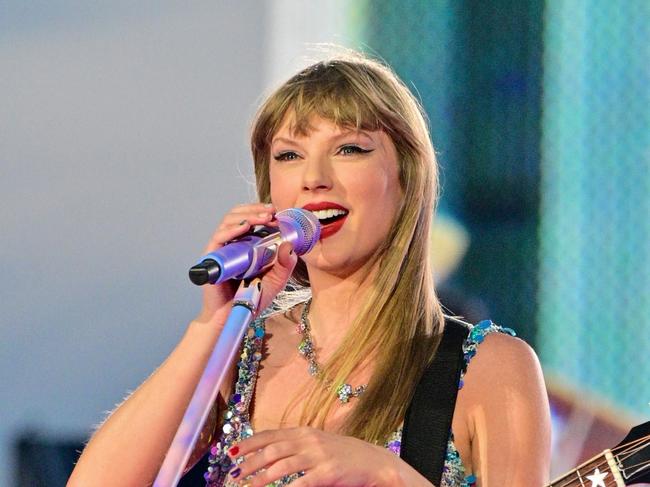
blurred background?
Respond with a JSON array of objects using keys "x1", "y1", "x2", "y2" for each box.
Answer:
[{"x1": 1, "y1": 1, "x2": 648, "y2": 485}]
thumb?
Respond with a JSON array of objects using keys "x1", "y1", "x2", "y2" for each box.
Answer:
[
  {"x1": 270, "y1": 242, "x2": 298, "y2": 284},
  {"x1": 259, "y1": 241, "x2": 298, "y2": 306},
  {"x1": 276, "y1": 241, "x2": 298, "y2": 271}
]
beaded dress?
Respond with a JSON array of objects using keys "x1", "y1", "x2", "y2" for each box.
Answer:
[{"x1": 203, "y1": 314, "x2": 514, "y2": 487}]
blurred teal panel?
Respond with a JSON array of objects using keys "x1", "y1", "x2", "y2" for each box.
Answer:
[{"x1": 538, "y1": 0, "x2": 650, "y2": 417}]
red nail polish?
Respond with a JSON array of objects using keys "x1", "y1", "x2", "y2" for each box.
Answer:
[{"x1": 228, "y1": 445, "x2": 240, "y2": 457}]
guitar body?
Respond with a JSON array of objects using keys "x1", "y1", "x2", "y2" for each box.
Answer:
[{"x1": 547, "y1": 421, "x2": 650, "y2": 486}]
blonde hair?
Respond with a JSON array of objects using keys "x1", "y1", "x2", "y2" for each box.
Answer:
[{"x1": 251, "y1": 50, "x2": 445, "y2": 443}]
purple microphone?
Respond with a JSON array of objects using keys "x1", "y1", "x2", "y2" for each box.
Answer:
[{"x1": 189, "y1": 208, "x2": 320, "y2": 286}]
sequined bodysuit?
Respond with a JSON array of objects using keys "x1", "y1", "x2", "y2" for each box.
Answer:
[{"x1": 204, "y1": 314, "x2": 514, "y2": 487}]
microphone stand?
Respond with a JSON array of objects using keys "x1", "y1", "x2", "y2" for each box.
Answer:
[{"x1": 153, "y1": 278, "x2": 262, "y2": 487}]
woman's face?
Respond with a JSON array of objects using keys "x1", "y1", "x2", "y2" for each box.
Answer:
[{"x1": 269, "y1": 114, "x2": 403, "y2": 276}]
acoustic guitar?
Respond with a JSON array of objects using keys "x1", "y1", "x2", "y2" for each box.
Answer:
[{"x1": 547, "y1": 421, "x2": 650, "y2": 486}]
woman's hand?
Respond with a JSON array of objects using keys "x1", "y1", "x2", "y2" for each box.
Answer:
[
  {"x1": 194, "y1": 202, "x2": 298, "y2": 325},
  {"x1": 226, "y1": 427, "x2": 418, "y2": 487}
]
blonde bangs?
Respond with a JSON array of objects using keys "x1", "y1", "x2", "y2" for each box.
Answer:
[
  {"x1": 288, "y1": 80, "x2": 383, "y2": 135},
  {"x1": 253, "y1": 62, "x2": 390, "y2": 161}
]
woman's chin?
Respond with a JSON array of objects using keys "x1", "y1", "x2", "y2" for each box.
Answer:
[{"x1": 303, "y1": 253, "x2": 375, "y2": 280}]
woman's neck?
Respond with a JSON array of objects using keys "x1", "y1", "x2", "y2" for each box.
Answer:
[{"x1": 303, "y1": 261, "x2": 376, "y2": 352}]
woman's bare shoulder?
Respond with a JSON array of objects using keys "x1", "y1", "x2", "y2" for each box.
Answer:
[
  {"x1": 470, "y1": 330, "x2": 538, "y2": 368},
  {"x1": 462, "y1": 331, "x2": 546, "y2": 399}
]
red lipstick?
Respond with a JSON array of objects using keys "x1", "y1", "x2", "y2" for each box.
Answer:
[
  {"x1": 318, "y1": 215, "x2": 347, "y2": 239},
  {"x1": 302, "y1": 202, "x2": 348, "y2": 212},
  {"x1": 302, "y1": 202, "x2": 349, "y2": 239}
]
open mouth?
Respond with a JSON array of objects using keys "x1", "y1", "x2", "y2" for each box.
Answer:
[
  {"x1": 302, "y1": 203, "x2": 349, "y2": 239},
  {"x1": 310, "y1": 208, "x2": 349, "y2": 225}
]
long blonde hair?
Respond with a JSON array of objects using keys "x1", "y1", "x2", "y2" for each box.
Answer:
[{"x1": 251, "y1": 50, "x2": 445, "y2": 444}]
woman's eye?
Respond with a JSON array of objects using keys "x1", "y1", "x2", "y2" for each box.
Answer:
[
  {"x1": 273, "y1": 151, "x2": 300, "y2": 161},
  {"x1": 338, "y1": 145, "x2": 373, "y2": 156}
]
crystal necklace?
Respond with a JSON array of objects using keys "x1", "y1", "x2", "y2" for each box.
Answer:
[{"x1": 297, "y1": 299, "x2": 367, "y2": 404}]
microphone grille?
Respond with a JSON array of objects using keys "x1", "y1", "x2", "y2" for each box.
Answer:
[{"x1": 276, "y1": 208, "x2": 321, "y2": 255}]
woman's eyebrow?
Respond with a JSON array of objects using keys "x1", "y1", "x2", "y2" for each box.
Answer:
[
  {"x1": 271, "y1": 136, "x2": 300, "y2": 146},
  {"x1": 271, "y1": 129, "x2": 376, "y2": 147},
  {"x1": 331, "y1": 129, "x2": 375, "y2": 143}
]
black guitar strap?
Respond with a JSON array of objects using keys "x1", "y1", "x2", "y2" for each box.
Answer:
[{"x1": 400, "y1": 317, "x2": 470, "y2": 485}]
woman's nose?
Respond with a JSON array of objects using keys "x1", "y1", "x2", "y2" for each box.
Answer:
[{"x1": 301, "y1": 157, "x2": 333, "y2": 192}]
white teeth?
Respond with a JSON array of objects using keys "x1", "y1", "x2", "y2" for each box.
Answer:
[{"x1": 311, "y1": 209, "x2": 348, "y2": 220}]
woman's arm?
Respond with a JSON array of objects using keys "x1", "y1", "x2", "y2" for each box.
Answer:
[
  {"x1": 68, "y1": 203, "x2": 296, "y2": 486},
  {"x1": 68, "y1": 317, "x2": 232, "y2": 487},
  {"x1": 461, "y1": 333, "x2": 552, "y2": 486}
]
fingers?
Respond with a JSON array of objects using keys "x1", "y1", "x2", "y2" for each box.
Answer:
[
  {"x1": 230, "y1": 440, "x2": 310, "y2": 486},
  {"x1": 226, "y1": 428, "x2": 380, "y2": 487},
  {"x1": 203, "y1": 220, "x2": 251, "y2": 254},
  {"x1": 218, "y1": 203, "x2": 276, "y2": 230},
  {"x1": 227, "y1": 429, "x2": 318, "y2": 487},
  {"x1": 232, "y1": 428, "x2": 295, "y2": 456},
  {"x1": 243, "y1": 458, "x2": 309, "y2": 487},
  {"x1": 203, "y1": 203, "x2": 276, "y2": 253}
]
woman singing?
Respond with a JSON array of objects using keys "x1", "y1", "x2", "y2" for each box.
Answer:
[{"x1": 70, "y1": 50, "x2": 551, "y2": 487}]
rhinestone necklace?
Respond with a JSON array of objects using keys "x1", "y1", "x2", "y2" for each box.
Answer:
[{"x1": 297, "y1": 299, "x2": 367, "y2": 403}]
